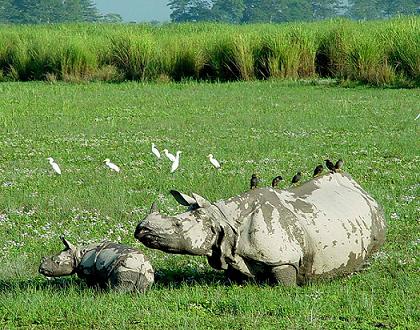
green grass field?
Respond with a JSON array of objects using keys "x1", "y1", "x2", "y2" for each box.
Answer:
[{"x1": 0, "y1": 80, "x2": 418, "y2": 329}]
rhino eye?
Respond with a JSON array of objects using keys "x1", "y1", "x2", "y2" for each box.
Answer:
[{"x1": 175, "y1": 220, "x2": 182, "y2": 227}]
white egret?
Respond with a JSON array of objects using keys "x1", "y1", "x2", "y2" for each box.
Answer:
[
  {"x1": 47, "y1": 157, "x2": 61, "y2": 175},
  {"x1": 163, "y1": 149, "x2": 176, "y2": 162},
  {"x1": 104, "y1": 159, "x2": 120, "y2": 172},
  {"x1": 207, "y1": 154, "x2": 221, "y2": 169},
  {"x1": 170, "y1": 151, "x2": 182, "y2": 173},
  {"x1": 151, "y1": 143, "x2": 161, "y2": 159}
]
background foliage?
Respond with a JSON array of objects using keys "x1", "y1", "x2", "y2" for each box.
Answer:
[
  {"x1": 0, "y1": 0, "x2": 122, "y2": 23},
  {"x1": 0, "y1": 0, "x2": 418, "y2": 24}
]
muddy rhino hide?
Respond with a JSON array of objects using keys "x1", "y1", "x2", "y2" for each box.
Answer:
[
  {"x1": 206, "y1": 212, "x2": 270, "y2": 282},
  {"x1": 40, "y1": 238, "x2": 154, "y2": 293},
  {"x1": 207, "y1": 219, "x2": 302, "y2": 284},
  {"x1": 76, "y1": 242, "x2": 154, "y2": 293},
  {"x1": 207, "y1": 220, "x2": 237, "y2": 271}
]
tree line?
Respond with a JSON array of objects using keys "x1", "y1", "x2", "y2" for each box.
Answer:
[
  {"x1": 168, "y1": 0, "x2": 419, "y2": 23},
  {"x1": 0, "y1": 0, "x2": 122, "y2": 23},
  {"x1": 0, "y1": 0, "x2": 418, "y2": 24}
]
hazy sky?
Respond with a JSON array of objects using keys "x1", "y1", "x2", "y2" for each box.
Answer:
[{"x1": 94, "y1": 0, "x2": 171, "y2": 22}]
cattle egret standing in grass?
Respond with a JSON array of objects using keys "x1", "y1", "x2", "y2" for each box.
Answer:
[
  {"x1": 104, "y1": 159, "x2": 120, "y2": 173},
  {"x1": 163, "y1": 149, "x2": 176, "y2": 162},
  {"x1": 207, "y1": 154, "x2": 221, "y2": 169},
  {"x1": 47, "y1": 157, "x2": 61, "y2": 175},
  {"x1": 152, "y1": 143, "x2": 161, "y2": 159},
  {"x1": 170, "y1": 151, "x2": 182, "y2": 173}
]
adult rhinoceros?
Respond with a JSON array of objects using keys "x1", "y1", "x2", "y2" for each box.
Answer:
[{"x1": 134, "y1": 172, "x2": 386, "y2": 286}]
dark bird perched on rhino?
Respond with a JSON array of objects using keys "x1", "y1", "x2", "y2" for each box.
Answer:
[
  {"x1": 335, "y1": 159, "x2": 344, "y2": 171},
  {"x1": 39, "y1": 237, "x2": 154, "y2": 293},
  {"x1": 135, "y1": 172, "x2": 386, "y2": 286},
  {"x1": 325, "y1": 159, "x2": 336, "y2": 173},
  {"x1": 271, "y1": 176, "x2": 283, "y2": 188},
  {"x1": 250, "y1": 174, "x2": 259, "y2": 189},
  {"x1": 313, "y1": 165, "x2": 323, "y2": 177},
  {"x1": 291, "y1": 171, "x2": 302, "y2": 184}
]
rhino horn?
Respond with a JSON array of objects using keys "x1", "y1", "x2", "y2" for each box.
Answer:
[
  {"x1": 192, "y1": 193, "x2": 211, "y2": 208},
  {"x1": 170, "y1": 190, "x2": 197, "y2": 207},
  {"x1": 150, "y1": 202, "x2": 159, "y2": 214},
  {"x1": 60, "y1": 236, "x2": 75, "y2": 250}
]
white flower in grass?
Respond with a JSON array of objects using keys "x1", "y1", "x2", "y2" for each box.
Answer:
[{"x1": 390, "y1": 212, "x2": 399, "y2": 220}]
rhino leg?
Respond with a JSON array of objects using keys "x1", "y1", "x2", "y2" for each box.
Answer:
[
  {"x1": 271, "y1": 265, "x2": 297, "y2": 286},
  {"x1": 109, "y1": 268, "x2": 153, "y2": 293},
  {"x1": 225, "y1": 266, "x2": 252, "y2": 283},
  {"x1": 77, "y1": 274, "x2": 105, "y2": 289}
]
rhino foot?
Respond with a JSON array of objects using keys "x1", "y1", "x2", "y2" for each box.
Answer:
[{"x1": 271, "y1": 265, "x2": 297, "y2": 286}]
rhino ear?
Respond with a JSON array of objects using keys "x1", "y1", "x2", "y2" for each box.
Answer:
[
  {"x1": 150, "y1": 202, "x2": 159, "y2": 214},
  {"x1": 60, "y1": 236, "x2": 75, "y2": 250},
  {"x1": 170, "y1": 190, "x2": 197, "y2": 207},
  {"x1": 192, "y1": 193, "x2": 211, "y2": 208}
]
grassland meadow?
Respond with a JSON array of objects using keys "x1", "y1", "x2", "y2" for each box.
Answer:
[{"x1": 0, "y1": 78, "x2": 418, "y2": 328}]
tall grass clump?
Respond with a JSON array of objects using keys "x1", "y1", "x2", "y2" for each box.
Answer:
[
  {"x1": 158, "y1": 37, "x2": 206, "y2": 81},
  {"x1": 315, "y1": 25, "x2": 352, "y2": 79},
  {"x1": 255, "y1": 28, "x2": 317, "y2": 79},
  {"x1": 0, "y1": 32, "x2": 28, "y2": 81},
  {"x1": 0, "y1": 29, "x2": 101, "y2": 82},
  {"x1": 386, "y1": 18, "x2": 420, "y2": 86},
  {"x1": 59, "y1": 39, "x2": 98, "y2": 82},
  {"x1": 206, "y1": 34, "x2": 255, "y2": 81},
  {"x1": 108, "y1": 33, "x2": 157, "y2": 81},
  {"x1": 25, "y1": 37, "x2": 60, "y2": 80},
  {"x1": 346, "y1": 33, "x2": 396, "y2": 86},
  {"x1": 0, "y1": 18, "x2": 418, "y2": 86}
]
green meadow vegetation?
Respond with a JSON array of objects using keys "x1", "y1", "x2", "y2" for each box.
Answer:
[
  {"x1": 0, "y1": 80, "x2": 418, "y2": 328},
  {"x1": 0, "y1": 17, "x2": 419, "y2": 86}
]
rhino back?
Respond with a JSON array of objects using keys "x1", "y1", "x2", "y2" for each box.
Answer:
[
  {"x1": 277, "y1": 173, "x2": 386, "y2": 277},
  {"x1": 78, "y1": 242, "x2": 148, "y2": 279}
]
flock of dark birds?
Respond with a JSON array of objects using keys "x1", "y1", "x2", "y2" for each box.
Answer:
[{"x1": 250, "y1": 159, "x2": 344, "y2": 190}]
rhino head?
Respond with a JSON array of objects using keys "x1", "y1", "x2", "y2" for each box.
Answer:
[
  {"x1": 39, "y1": 236, "x2": 78, "y2": 277},
  {"x1": 134, "y1": 190, "x2": 219, "y2": 257}
]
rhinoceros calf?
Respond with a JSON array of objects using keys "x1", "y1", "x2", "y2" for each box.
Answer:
[
  {"x1": 135, "y1": 172, "x2": 386, "y2": 286},
  {"x1": 39, "y1": 237, "x2": 154, "y2": 293}
]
